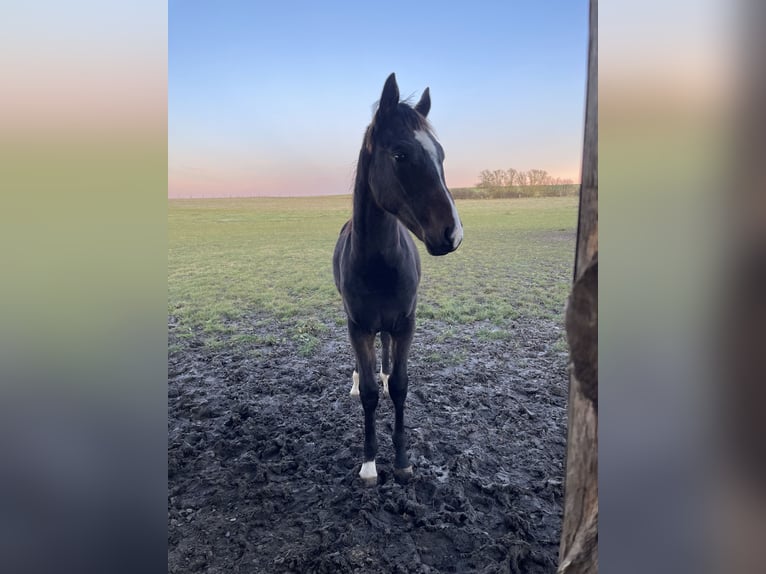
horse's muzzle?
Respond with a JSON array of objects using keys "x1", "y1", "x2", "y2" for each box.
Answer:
[{"x1": 426, "y1": 225, "x2": 462, "y2": 256}]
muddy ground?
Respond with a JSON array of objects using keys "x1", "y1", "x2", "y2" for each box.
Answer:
[{"x1": 168, "y1": 316, "x2": 569, "y2": 573}]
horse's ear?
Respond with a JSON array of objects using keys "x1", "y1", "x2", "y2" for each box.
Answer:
[
  {"x1": 378, "y1": 73, "x2": 399, "y2": 117},
  {"x1": 415, "y1": 87, "x2": 431, "y2": 117}
]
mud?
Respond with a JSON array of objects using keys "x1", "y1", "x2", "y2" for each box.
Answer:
[{"x1": 168, "y1": 316, "x2": 569, "y2": 573}]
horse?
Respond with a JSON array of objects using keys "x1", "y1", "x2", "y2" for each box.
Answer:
[{"x1": 332, "y1": 73, "x2": 463, "y2": 485}]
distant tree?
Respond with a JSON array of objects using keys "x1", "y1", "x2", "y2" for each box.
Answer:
[
  {"x1": 527, "y1": 169, "x2": 550, "y2": 186},
  {"x1": 477, "y1": 170, "x2": 493, "y2": 188},
  {"x1": 475, "y1": 167, "x2": 578, "y2": 199},
  {"x1": 493, "y1": 169, "x2": 508, "y2": 187}
]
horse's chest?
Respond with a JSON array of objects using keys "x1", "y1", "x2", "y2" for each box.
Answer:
[
  {"x1": 353, "y1": 254, "x2": 416, "y2": 294},
  {"x1": 342, "y1": 258, "x2": 418, "y2": 328},
  {"x1": 359, "y1": 261, "x2": 401, "y2": 290}
]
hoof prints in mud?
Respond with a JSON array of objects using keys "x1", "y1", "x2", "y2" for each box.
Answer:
[{"x1": 168, "y1": 319, "x2": 568, "y2": 573}]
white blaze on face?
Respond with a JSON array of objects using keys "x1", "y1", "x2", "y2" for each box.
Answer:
[{"x1": 413, "y1": 129, "x2": 464, "y2": 250}]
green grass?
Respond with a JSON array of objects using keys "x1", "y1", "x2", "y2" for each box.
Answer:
[
  {"x1": 168, "y1": 196, "x2": 577, "y2": 349},
  {"x1": 416, "y1": 197, "x2": 577, "y2": 324}
]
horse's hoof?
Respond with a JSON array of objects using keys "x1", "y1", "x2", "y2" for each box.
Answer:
[
  {"x1": 359, "y1": 461, "x2": 377, "y2": 486},
  {"x1": 360, "y1": 475, "x2": 378, "y2": 487},
  {"x1": 393, "y1": 465, "x2": 413, "y2": 484}
]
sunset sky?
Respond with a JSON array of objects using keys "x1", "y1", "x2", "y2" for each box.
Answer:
[{"x1": 169, "y1": 1, "x2": 589, "y2": 197}]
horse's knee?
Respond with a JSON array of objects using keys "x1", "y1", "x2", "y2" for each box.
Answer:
[
  {"x1": 388, "y1": 374, "x2": 408, "y2": 404},
  {"x1": 359, "y1": 376, "x2": 379, "y2": 410}
]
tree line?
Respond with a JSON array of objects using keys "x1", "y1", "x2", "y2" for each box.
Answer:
[{"x1": 451, "y1": 168, "x2": 578, "y2": 199}]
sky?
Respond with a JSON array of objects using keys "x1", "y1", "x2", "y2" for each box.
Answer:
[{"x1": 169, "y1": 1, "x2": 589, "y2": 197}]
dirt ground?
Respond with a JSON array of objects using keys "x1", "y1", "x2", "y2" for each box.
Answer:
[{"x1": 168, "y1": 316, "x2": 569, "y2": 573}]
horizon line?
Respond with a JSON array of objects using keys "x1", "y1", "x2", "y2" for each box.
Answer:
[{"x1": 167, "y1": 183, "x2": 583, "y2": 200}]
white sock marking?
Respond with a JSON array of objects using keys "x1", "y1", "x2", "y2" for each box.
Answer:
[
  {"x1": 379, "y1": 369, "x2": 390, "y2": 397},
  {"x1": 350, "y1": 370, "x2": 359, "y2": 397},
  {"x1": 359, "y1": 460, "x2": 377, "y2": 480},
  {"x1": 414, "y1": 129, "x2": 463, "y2": 249}
]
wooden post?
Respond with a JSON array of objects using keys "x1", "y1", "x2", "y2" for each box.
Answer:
[{"x1": 558, "y1": 0, "x2": 598, "y2": 572}]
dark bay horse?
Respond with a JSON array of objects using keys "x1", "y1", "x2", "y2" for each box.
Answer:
[{"x1": 333, "y1": 73, "x2": 463, "y2": 485}]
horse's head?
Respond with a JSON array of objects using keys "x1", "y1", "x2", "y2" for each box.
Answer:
[{"x1": 365, "y1": 73, "x2": 463, "y2": 256}]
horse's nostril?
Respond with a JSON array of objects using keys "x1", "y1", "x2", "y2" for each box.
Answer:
[{"x1": 444, "y1": 226, "x2": 453, "y2": 244}]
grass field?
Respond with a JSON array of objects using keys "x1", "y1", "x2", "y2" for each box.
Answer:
[{"x1": 168, "y1": 196, "x2": 578, "y2": 353}]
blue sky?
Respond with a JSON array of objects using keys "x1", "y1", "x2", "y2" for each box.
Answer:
[{"x1": 169, "y1": 1, "x2": 589, "y2": 197}]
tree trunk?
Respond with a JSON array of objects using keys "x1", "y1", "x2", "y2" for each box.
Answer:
[{"x1": 557, "y1": 0, "x2": 598, "y2": 572}]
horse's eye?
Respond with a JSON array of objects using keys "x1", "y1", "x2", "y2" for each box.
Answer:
[{"x1": 392, "y1": 152, "x2": 406, "y2": 162}]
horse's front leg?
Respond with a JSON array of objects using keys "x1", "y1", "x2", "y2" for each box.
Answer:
[
  {"x1": 348, "y1": 320, "x2": 379, "y2": 485},
  {"x1": 389, "y1": 315, "x2": 415, "y2": 483}
]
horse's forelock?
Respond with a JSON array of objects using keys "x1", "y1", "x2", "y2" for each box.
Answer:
[{"x1": 366, "y1": 102, "x2": 433, "y2": 151}]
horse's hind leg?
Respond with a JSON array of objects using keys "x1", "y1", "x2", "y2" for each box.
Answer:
[
  {"x1": 389, "y1": 316, "x2": 415, "y2": 483},
  {"x1": 348, "y1": 321, "x2": 379, "y2": 485},
  {"x1": 380, "y1": 331, "x2": 391, "y2": 397},
  {"x1": 350, "y1": 358, "x2": 360, "y2": 397}
]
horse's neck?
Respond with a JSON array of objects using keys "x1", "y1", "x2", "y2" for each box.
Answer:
[{"x1": 351, "y1": 188, "x2": 399, "y2": 258}]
